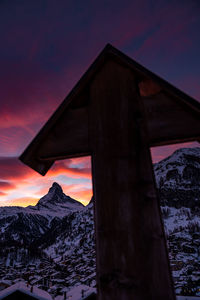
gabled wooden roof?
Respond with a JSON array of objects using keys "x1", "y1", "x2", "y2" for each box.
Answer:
[{"x1": 19, "y1": 43, "x2": 200, "y2": 175}]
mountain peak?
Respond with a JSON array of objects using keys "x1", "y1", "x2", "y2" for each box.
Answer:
[
  {"x1": 49, "y1": 182, "x2": 63, "y2": 195},
  {"x1": 36, "y1": 182, "x2": 84, "y2": 211},
  {"x1": 52, "y1": 182, "x2": 62, "y2": 188}
]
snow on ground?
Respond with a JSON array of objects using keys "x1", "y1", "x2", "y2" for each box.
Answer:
[
  {"x1": 177, "y1": 296, "x2": 200, "y2": 300},
  {"x1": 55, "y1": 284, "x2": 96, "y2": 300},
  {"x1": 0, "y1": 281, "x2": 52, "y2": 300},
  {"x1": 161, "y1": 206, "x2": 200, "y2": 234}
]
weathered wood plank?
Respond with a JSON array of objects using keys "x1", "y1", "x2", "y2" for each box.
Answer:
[
  {"x1": 143, "y1": 91, "x2": 200, "y2": 146},
  {"x1": 38, "y1": 106, "x2": 89, "y2": 160},
  {"x1": 89, "y1": 60, "x2": 175, "y2": 300}
]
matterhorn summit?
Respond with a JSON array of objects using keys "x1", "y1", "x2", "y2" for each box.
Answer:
[
  {"x1": 49, "y1": 182, "x2": 64, "y2": 195},
  {"x1": 0, "y1": 182, "x2": 85, "y2": 245},
  {"x1": 36, "y1": 182, "x2": 84, "y2": 212}
]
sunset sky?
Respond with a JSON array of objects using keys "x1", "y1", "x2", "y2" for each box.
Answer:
[{"x1": 0, "y1": 0, "x2": 200, "y2": 207}]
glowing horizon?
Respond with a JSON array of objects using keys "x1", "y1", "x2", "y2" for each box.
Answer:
[
  {"x1": 0, "y1": 142, "x2": 199, "y2": 207},
  {"x1": 0, "y1": 156, "x2": 93, "y2": 207}
]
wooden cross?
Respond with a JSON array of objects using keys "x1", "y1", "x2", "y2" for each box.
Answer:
[{"x1": 20, "y1": 44, "x2": 200, "y2": 300}]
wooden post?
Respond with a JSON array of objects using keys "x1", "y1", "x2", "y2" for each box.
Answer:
[{"x1": 89, "y1": 60, "x2": 176, "y2": 300}]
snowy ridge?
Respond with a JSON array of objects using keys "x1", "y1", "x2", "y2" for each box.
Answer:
[
  {"x1": 154, "y1": 147, "x2": 200, "y2": 209},
  {"x1": 0, "y1": 281, "x2": 51, "y2": 300},
  {"x1": 154, "y1": 148, "x2": 200, "y2": 296},
  {"x1": 36, "y1": 182, "x2": 84, "y2": 213},
  {"x1": 154, "y1": 147, "x2": 200, "y2": 190}
]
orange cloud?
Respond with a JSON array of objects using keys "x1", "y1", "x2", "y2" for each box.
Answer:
[
  {"x1": 0, "y1": 156, "x2": 92, "y2": 207},
  {"x1": 0, "y1": 191, "x2": 6, "y2": 196},
  {"x1": 0, "y1": 181, "x2": 16, "y2": 190},
  {"x1": 0, "y1": 156, "x2": 91, "y2": 183},
  {"x1": 69, "y1": 189, "x2": 93, "y2": 205},
  {"x1": 48, "y1": 157, "x2": 91, "y2": 179},
  {"x1": 1, "y1": 197, "x2": 39, "y2": 207}
]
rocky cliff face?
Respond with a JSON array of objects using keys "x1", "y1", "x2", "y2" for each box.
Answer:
[
  {"x1": 155, "y1": 148, "x2": 200, "y2": 209},
  {"x1": 153, "y1": 148, "x2": 200, "y2": 295}
]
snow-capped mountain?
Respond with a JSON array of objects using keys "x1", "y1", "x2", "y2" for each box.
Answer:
[
  {"x1": 31, "y1": 182, "x2": 84, "y2": 215},
  {"x1": 0, "y1": 182, "x2": 84, "y2": 244},
  {"x1": 0, "y1": 187, "x2": 95, "y2": 295},
  {"x1": 0, "y1": 147, "x2": 200, "y2": 297}
]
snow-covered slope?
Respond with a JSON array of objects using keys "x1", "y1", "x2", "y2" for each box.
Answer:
[
  {"x1": 0, "y1": 183, "x2": 84, "y2": 244},
  {"x1": 41, "y1": 199, "x2": 96, "y2": 288},
  {"x1": 30, "y1": 182, "x2": 84, "y2": 216},
  {"x1": 154, "y1": 148, "x2": 200, "y2": 296},
  {"x1": 154, "y1": 147, "x2": 200, "y2": 208}
]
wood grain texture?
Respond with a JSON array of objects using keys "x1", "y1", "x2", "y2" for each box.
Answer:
[{"x1": 89, "y1": 60, "x2": 176, "y2": 300}]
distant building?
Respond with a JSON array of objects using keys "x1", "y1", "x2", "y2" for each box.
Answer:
[
  {"x1": 0, "y1": 281, "x2": 52, "y2": 300},
  {"x1": 55, "y1": 285, "x2": 96, "y2": 300}
]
